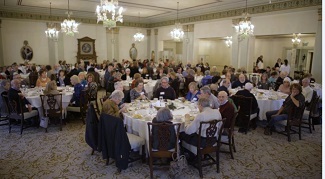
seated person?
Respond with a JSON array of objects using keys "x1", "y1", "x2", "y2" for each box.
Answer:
[
  {"x1": 152, "y1": 107, "x2": 176, "y2": 150},
  {"x1": 257, "y1": 73, "x2": 270, "y2": 90},
  {"x1": 8, "y1": 79, "x2": 33, "y2": 113},
  {"x1": 198, "y1": 86, "x2": 219, "y2": 109},
  {"x1": 180, "y1": 98, "x2": 222, "y2": 147},
  {"x1": 154, "y1": 76, "x2": 176, "y2": 100},
  {"x1": 217, "y1": 79, "x2": 231, "y2": 96},
  {"x1": 278, "y1": 77, "x2": 291, "y2": 95},
  {"x1": 264, "y1": 83, "x2": 305, "y2": 135},
  {"x1": 275, "y1": 71, "x2": 288, "y2": 91},
  {"x1": 69, "y1": 75, "x2": 84, "y2": 107},
  {"x1": 43, "y1": 81, "x2": 59, "y2": 95},
  {"x1": 131, "y1": 73, "x2": 142, "y2": 89},
  {"x1": 56, "y1": 70, "x2": 70, "y2": 86},
  {"x1": 232, "y1": 74, "x2": 250, "y2": 89},
  {"x1": 36, "y1": 69, "x2": 51, "y2": 87},
  {"x1": 121, "y1": 68, "x2": 132, "y2": 81},
  {"x1": 0, "y1": 80, "x2": 10, "y2": 116},
  {"x1": 235, "y1": 83, "x2": 259, "y2": 131},
  {"x1": 301, "y1": 78, "x2": 313, "y2": 106},
  {"x1": 86, "y1": 73, "x2": 98, "y2": 99},
  {"x1": 185, "y1": 82, "x2": 200, "y2": 102},
  {"x1": 78, "y1": 72, "x2": 87, "y2": 87},
  {"x1": 102, "y1": 90, "x2": 126, "y2": 118},
  {"x1": 218, "y1": 91, "x2": 235, "y2": 130},
  {"x1": 201, "y1": 70, "x2": 213, "y2": 87},
  {"x1": 130, "y1": 80, "x2": 148, "y2": 102}
]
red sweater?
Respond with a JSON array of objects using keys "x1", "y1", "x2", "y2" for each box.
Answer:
[{"x1": 219, "y1": 101, "x2": 235, "y2": 128}]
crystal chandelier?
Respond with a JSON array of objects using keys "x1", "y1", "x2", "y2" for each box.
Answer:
[
  {"x1": 61, "y1": 0, "x2": 79, "y2": 36},
  {"x1": 133, "y1": 12, "x2": 145, "y2": 42},
  {"x1": 225, "y1": 36, "x2": 233, "y2": 47},
  {"x1": 234, "y1": 0, "x2": 254, "y2": 38},
  {"x1": 96, "y1": 0, "x2": 123, "y2": 29},
  {"x1": 292, "y1": 33, "x2": 301, "y2": 45},
  {"x1": 170, "y1": 2, "x2": 184, "y2": 42},
  {"x1": 45, "y1": 2, "x2": 59, "y2": 40}
]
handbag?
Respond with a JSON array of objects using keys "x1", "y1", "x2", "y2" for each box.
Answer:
[
  {"x1": 40, "y1": 116, "x2": 49, "y2": 128},
  {"x1": 169, "y1": 147, "x2": 188, "y2": 178}
]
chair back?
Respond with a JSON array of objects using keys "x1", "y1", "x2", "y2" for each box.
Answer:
[
  {"x1": 87, "y1": 83, "x2": 98, "y2": 101},
  {"x1": 228, "y1": 112, "x2": 239, "y2": 136},
  {"x1": 2, "y1": 94, "x2": 23, "y2": 119},
  {"x1": 147, "y1": 122, "x2": 180, "y2": 155},
  {"x1": 288, "y1": 104, "x2": 306, "y2": 126},
  {"x1": 198, "y1": 119, "x2": 224, "y2": 150},
  {"x1": 80, "y1": 90, "x2": 89, "y2": 111},
  {"x1": 40, "y1": 94, "x2": 62, "y2": 118},
  {"x1": 232, "y1": 95, "x2": 252, "y2": 116},
  {"x1": 29, "y1": 73, "x2": 38, "y2": 88},
  {"x1": 309, "y1": 95, "x2": 320, "y2": 118}
]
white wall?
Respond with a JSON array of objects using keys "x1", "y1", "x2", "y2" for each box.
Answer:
[
  {"x1": 2, "y1": 19, "x2": 50, "y2": 65},
  {"x1": 118, "y1": 27, "x2": 148, "y2": 61}
]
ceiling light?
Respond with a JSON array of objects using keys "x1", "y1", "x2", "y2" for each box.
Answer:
[
  {"x1": 292, "y1": 33, "x2": 301, "y2": 46},
  {"x1": 170, "y1": 2, "x2": 184, "y2": 42},
  {"x1": 225, "y1": 36, "x2": 233, "y2": 47},
  {"x1": 45, "y1": 2, "x2": 59, "y2": 41},
  {"x1": 61, "y1": 0, "x2": 79, "y2": 36},
  {"x1": 96, "y1": 0, "x2": 123, "y2": 29},
  {"x1": 234, "y1": 0, "x2": 254, "y2": 38},
  {"x1": 133, "y1": 12, "x2": 145, "y2": 42}
]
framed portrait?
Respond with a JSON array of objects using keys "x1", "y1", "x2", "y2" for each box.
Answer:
[
  {"x1": 20, "y1": 40, "x2": 33, "y2": 61},
  {"x1": 129, "y1": 43, "x2": 138, "y2": 60},
  {"x1": 77, "y1": 37, "x2": 97, "y2": 63},
  {"x1": 80, "y1": 41, "x2": 94, "y2": 55}
]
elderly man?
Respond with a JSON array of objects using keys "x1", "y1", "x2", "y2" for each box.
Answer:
[
  {"x1": 232, "y1": 74, "x2": 249, "y2": 89},
  {"x1": 301, "y1": 78, "x2": 313, "y2": 105},
  {"x1": 8, "y1": 79, "x2": 33, "y2": 113},
  {"x1": 154, "y1": 76, "x2": 176, "y2": 100},
  {"x1": 199, "y1": 86, "x2": 219, "y2": 109},
  {"x1": 180, "y1": 98, "x2": 222, "y2": 147},
  {"x1": 218, "y1": 91, "x2": 235, "y2": 129},
  {"x1": 102, "y1": 90, "x2": 126, "y2": 118},
  {"x1": 217, "y1": 79, "x2": 231, "y2": 95},
  {"x1": 235, "y1": 82, "x2": 259, "y2": 131},
  {"x1": 201, "y1": 70, "x2": 213, "y2": 86}
]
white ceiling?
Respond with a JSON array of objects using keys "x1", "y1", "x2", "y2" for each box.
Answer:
[{"x1": 0, "y1": 0, "x2": 292, "y2": 23}]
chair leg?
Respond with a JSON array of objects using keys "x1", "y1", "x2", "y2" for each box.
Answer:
[
  {"x1": 141, "y1": 145, "x2": 146, "y2": 163},
  {"x1": 308, "y1": 117, "x2": 312, "y2": 133},
  {"x1": 60, "y1": 117, "x2": 62, "y2": 131},
  {"x1": 232, "y1": 136, "x2": 236, "y2": 152},
  {"x1": 91, "y1": 149, "x2": 94, "y2": 155},
  {"x1": 216, "y1": 150, "x2": 220, "y2": 173},
  {"x1": 229, "y1": 138, "x2": 234, "y2": 159},
  {"x1": 198, "y1": 153, "x2": 203, "y2": 178},
  {"x1": 95, "y1": 101, "x2": 101, "y2": 115},
  {"x1": 149, "y1": 155, "x2": 153, "y2": 179},
  {"x1": 20, "y1": 119, "x2": 24, "y2": 135},
  {"x1": 8, "y1": 118, "x2": 11, "y2": 133},
  {"x1": 299, "y1": 125, "x2": 302, "y2": 140},
  {"x1": 287, "y1": 126, "x2": 291, "y2": 142}
]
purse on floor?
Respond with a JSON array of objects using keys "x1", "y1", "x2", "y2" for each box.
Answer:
[
  {"x1": 40, "y1": 116, "x2": 49, "y2": 128},
  {"x1": 169, "y1": 148, "x2": 188, "y2": 178}
]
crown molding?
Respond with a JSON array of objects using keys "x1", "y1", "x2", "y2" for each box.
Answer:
[{"x1": 0, "y1": 0, "x2": 321, "y2": 28}]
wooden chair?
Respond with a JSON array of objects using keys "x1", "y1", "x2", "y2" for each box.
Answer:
[
  {"x1": 87, "y1": 84, "x2": 100, "y2": 115},
  {"x1": 147, "y1": 122, "x2": 181, "y2": 179},
  {"x1": 181, "y1": 119, "x2": 225, "y2": 178},
  {"x1": 66, "y1": 90, "x2": 89, "y2": 124},
  {"x1": 98, "y1": 113, "x2": 145, "y2": 172},
  {"x1": 302, "y1": 94, "x2": 320, "y2": 133},
  {"x1": 231, "y1": 95, "x2": 257, "y2": 134},
  {"x1": 40, "y1": 94, "x2": 63, "y2": 132},
  {"x1": 278, "y1": 104, "x2": 306, "y2": 142},
  {"x1": 221, "y1": 113, "x2": 238, "y2": 159},
  {"x1": 2, "y1": 94, "x2": 39, "y2": 135}
]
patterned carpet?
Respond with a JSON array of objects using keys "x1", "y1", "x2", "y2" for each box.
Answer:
[{"x1": 0, "y1": 118, "x2": 321, "y2": 179}]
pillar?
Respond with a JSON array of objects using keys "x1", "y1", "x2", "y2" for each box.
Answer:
[
  {"x1": 147, "y1": 29, "x2": 151, "y2": 60},
  {"x1": 154, "y1": 29, "x2": 158, "y2": 62},
  {"x1": 311, "y1": 8, "x2": 322, "y2": 83},
  {"x1": 183, "y1": 24, "x2": 194, "y2": 65},
  {"x1": 106, "y1": 27, "x2": 119, "y2": 61}
]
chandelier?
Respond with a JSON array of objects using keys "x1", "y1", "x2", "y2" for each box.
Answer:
[
  {"x1": 234, "y1": 0, "x2": 254, "y2": 38},
  {"x1": 45, "y1": 2, "x2": 59, "y2": 40},
  {"x1": 96, "y1": 0, "x2": 123, "y2": 29},
  {"x1": 225, "y1": 36, "x2": 233, "y2": 47},
  {"x1": 61, "y1": 0, "x2": 79, "y2": 36},
  {"x1": 133, "y1": 12, "x2": 145, "y2": 42},
  {"x1": 292, "y1": 33, "x2": 301, "y2": 45},
  {"x1": 170, "y1": 2, "x2": 184, "y2": 42}
]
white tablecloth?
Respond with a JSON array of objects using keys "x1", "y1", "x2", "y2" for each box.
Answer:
[
  {"x1": 25, "y1": 89, "x2": 73, "y2": 118},
  {"x1": 123, "y1": 100, "x2": 195, "y2": 151}
]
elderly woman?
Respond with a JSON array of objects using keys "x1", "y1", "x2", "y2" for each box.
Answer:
[
  {"x1": 121, "y1": 68, "x2": 132, "y2": 81},
  {"x1": 185, "y1": 82, "x2": 200, "y2": 102},
  {"x1": 257, "y1": 73, "x2": 270, "y2": 90},
  {"x1": 264, "y1": 83, "x2": 305, "y2": 135},
  {"x1": 43, "y1": 81, "x2": 59, "y2": 95},
  {"x1": 130, "y1": 79, "x2": 148, "y2": 102},
  {"x1": 151, "y1": 107, "x2": 176, "y2": 150},
  {"x1": 131, "y1": 73, "x2": 142, "y2": 89},
  {"x1": 78, "y1": 72, "x2": 87, "y2": 87},
  {"x1": 69, "y1": 75, "x2": 84, "y2": 107},
  {"x1": 278, "y1": 77, "x2": 291, "y2": 94},
  {"x1": 0, "y1": 80, "x2": 10, "y2": 116},
  {"x1": 36, "y1": 69, "x2": 51, "y2": 87},
  {"x1": 102, "y1": 90, "x2": 126, "y2": 118}
]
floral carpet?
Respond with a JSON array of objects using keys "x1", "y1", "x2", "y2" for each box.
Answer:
[{"x1": 0, "y1": 120, "x2": 322, "y2": 179}]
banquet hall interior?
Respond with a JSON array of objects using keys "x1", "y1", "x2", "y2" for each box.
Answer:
[{"x1": 0, "y1": 0, "x2": 322, "y2": 178}]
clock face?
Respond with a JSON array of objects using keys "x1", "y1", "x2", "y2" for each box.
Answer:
[{"x1": 82, "y1": 43, "x2": 91, "y2": 53}]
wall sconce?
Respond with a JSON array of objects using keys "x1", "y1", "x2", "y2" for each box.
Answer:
[
  {"x1": 225, "y1": 36, "x2": 232, "y2": 47},
  {"x1": 292, "y1": 33, "x2": 301, "y2": 46}
]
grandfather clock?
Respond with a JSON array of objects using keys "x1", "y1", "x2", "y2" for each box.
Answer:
[{"x1": 76, "y1": 37, "x2": 97, "y2": 65}]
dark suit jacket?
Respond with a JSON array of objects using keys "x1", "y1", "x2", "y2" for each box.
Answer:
[
  {"x1": 98, "y1": 113, "x2": 131, "y2": 170},
  {"x1": 8, "y1": 88, "x2": 30, "y2": 113},
  {"x1": 235, "y1": 89, "x2": 258, "y2": 113},
  {"x1": 85, "y1": 104, "x2": 99, "y2": 151}
]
